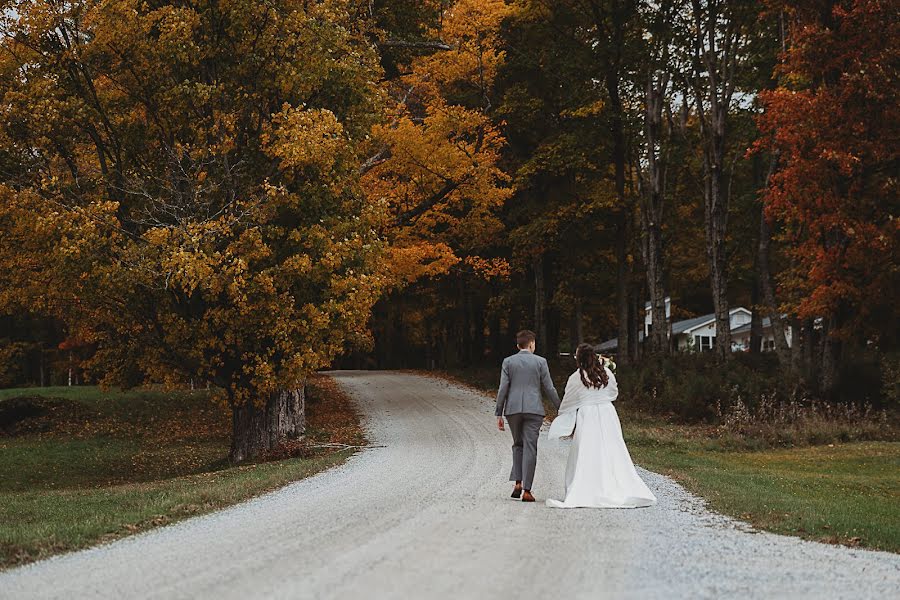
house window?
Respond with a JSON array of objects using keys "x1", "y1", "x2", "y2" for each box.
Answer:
[{"x1": 694, "y1": 335, "x2": 715, "y2": 352}]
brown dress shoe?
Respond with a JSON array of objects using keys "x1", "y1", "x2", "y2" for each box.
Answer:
[
  {"x1": 511, "y1": 484, "x2": 523, "y2": 499},
  {"x1": 522, "y1": 490, "x2": 536, "y2": 502}
]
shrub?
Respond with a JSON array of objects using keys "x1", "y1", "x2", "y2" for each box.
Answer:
[
  {"x1": 616, "y1": 353, "x2": 790, "y2": 422},
  {"x1": 614, "y1": 353, "x2": 898, "y2": 445}
]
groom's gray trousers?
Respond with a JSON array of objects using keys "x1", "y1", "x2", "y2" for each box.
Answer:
[{"x1": 506, "y1": 413, "x2": 544, "y2": 491}]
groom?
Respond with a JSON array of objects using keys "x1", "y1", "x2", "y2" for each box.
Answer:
[{"x1": 495, "y1": 330, "x2": 560, "y2": 502}]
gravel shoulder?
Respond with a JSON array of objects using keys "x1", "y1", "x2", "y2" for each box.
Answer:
[{"x1": 2, "y1": 371, "x2": 898, "y2": 599}]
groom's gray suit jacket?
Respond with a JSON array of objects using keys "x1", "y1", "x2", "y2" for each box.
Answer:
[{"x1": 495, "y1": 350, "x2": 561, "y2": 416}]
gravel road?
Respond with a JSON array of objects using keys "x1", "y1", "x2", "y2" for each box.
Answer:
[{"x1": 2, "y1": 371, "x2": 898, "y2": 599}]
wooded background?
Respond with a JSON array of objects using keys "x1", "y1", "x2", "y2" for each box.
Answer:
[{"x1": 1, "y1": 0, "x2": 897, "y2": 459}]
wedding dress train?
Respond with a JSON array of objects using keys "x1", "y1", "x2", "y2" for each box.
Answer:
[{"x1": 546, "y1": 369, "x2": 656, "y2": 509}]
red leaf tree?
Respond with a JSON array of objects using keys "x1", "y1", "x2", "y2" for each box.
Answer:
[{"x1": 755, "y1": 0, "x2": 900, "y2": 393}]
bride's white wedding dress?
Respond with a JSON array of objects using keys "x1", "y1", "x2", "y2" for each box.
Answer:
[{"x1": 546, "y1": 366, "x2": 657, "y2": 509}]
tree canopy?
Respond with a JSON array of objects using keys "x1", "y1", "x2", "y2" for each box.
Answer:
[{"x1": 1, "y1": 0, "x2": 897, "y2": 457}]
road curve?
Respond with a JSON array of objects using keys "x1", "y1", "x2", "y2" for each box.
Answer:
[{"x1": 2, "y1": 371, "x2": 898, "y2": 599}]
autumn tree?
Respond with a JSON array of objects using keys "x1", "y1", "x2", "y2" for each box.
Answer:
[
  {"x1": 0, "y1": 0, "x2": 385, "y2": 461},
  {"x1": 755, "y1": 0, "x2": 900, "y2": 393},
  {"x1": 633, "y1": 0, "x2": 692, "y2": 354},
  {"x1": 362, "y1": 0, "x2": 514, "y2": 282},
  {"x1": 572, "y1": 0, "x2": 645, "y2": 364},
  {"x1": 685, "y1": 0, "x2": 759, "y2": 357},
  {"x1": 361, "y1": 0, "x2": 515, "y2": 365}
]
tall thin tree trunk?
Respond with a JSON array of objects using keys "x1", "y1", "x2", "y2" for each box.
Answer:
[
  {"x1": 690, "y1": 0, "x2": 748, "y2": 359},
  {"x1": 489, "y1": 313, "x2": 502, "y2": 365},
  {"x1": 533, "y1": 253, "x2": 547, "y2": 354},
  {"x1": 462, "y1": 280, "x2": 473, "y2": 366},
  {"x1": 801, "y1": 318, "x2": 817, "y2": 383},
  {"x1": 790, "y1": 319, "x2": 802, "y2": 373},
  {"x1": 820, "y1": 314, "x2": 843, "y2": 398},
  {"x1": 616, "y1": 215, "x2": 632, "y2": 364},
  {"x1": 570, "y1": 298, "x2": 584, "y2": 351},
  {"x1": 506, "y1": 308, "x2": 520, "y2": 359},
  {"x1": 230, "y1": 386, "x2": 305, "y2": 463},
  {"x1": 757, "y1": 155, "x2": 792, "y2": 366},
  {"x1": 600, "y1": 1, "x2": 633, "y2": 366},
  {"x1": 547, "y1": 304, "x2": 561, "y2": 359},
  {"x1": 749, "y1": 281, "x2": 763, "y2": 354},
  {"x1": 630, "y1": 280, "x2": 643, "y2": 362},
  {"x1": 472, "y1": 298, "x2": 485, "y2": 365},
  {"x1": 639, "y1": 71, "x2": 671, "y2": 356},
  {"x1": 705, "y1": 159, "x2": 732, "y2": 358},
  {"x1": 643, "y1": 223, "x2": 668, "y2": 355}
]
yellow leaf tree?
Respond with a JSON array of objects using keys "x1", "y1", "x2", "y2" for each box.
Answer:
[
  {"x1": 0, "y1": 0, "x2": 385, "y2": 461},
  {"x1": 364, "y1": 0, "x2": 515, "y2": 285}
]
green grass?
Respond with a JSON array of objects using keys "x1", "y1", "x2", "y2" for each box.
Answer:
[
  {"x1": 624, "y1": 417, "x2": 900, "y2": 552},
  {"x1": 0, "y1": 378, "x2": 363, "y2": 568},
  {"x1": 1, "y1": 450, "x2": 352, "y2": 566},
  {"x1": 444, "y1": 366, "x2": 900, "y2": 553}
]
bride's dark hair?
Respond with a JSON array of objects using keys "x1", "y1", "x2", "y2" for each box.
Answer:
[{"x1": 575, "y1": 343, "x2": 609, "y2": 389}]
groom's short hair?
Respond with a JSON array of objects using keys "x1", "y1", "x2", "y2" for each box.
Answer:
[{"x1": 516, "y1": 330, "x2": 536, "y2": 349}]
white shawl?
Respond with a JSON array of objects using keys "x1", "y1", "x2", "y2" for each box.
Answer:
[{"x1": 547, "y1": 367, "x2": 618, "y2": 439}]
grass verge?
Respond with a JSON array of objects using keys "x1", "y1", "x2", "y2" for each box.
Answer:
[
  {"x1": 443, "y1": 366, "x2": 900, "y2": 553},
  {"x1": 0, "y1": 374, "x2": 364, "y2": 569}
]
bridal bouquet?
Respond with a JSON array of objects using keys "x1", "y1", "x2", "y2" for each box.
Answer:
[{"x1": 599, "y1": 355, "x2": 617, "y2": 373}]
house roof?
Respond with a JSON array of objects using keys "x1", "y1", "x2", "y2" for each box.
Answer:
[
  {"x1": 595, "y1": 331, "x2": 643, "y2": 353},
  {"x1": 731, "y1": 317, "x2": 774, "y2": 335},
  {"x1": 595, "y1": 338, "x2": 619, "y2": 352},
  {"x1": 671, "y1": 313, "x2": 716, "y2": 335}
]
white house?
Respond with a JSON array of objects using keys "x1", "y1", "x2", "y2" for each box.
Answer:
[
  {"x1": 731, "y1": 316, "x2": 793, "y2": 352},
  {"x1": 671, "y1": 307, "x2": 751, "y2": 352},
  {"x1": 597, "y1": 297, "x2": 792, "y2": 354}
]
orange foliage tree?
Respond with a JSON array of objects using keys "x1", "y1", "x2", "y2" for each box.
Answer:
[{"x1": 0, "y1": 0, "x2": 386, "y2": 461}]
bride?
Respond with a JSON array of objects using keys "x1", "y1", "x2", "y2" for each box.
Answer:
[{"x1": 546, "y1": 343, "x2": 657, "y2": 509}]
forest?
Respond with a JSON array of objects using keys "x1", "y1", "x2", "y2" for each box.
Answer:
[{"x1": 1, "y1": 0, "x2": 897, "y2": 461}]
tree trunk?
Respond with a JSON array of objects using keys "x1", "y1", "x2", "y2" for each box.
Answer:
[
  {"x1": 547, "y1": 304, "x2": 561, "y2": 359},
  {"x1": 489, "y1": 313, "x2": 502, "y2": 365},
  {"x1": 462, "y1": 281, "x2": 473, "y2": 366},
  {"x1": 690, "y1": 0, "x2": 746, "y2": 359},
  {"x1": 820, "y1": 314, "x2": 843, "y2": 398},
  {"x1": 473, "y1": 298, "x2": 485, "y2": 365},
  {"x1": 756, "y1": 154, "x2": 792, "y2": 366},
  {"x1": 749, "y1": 284, "x2": 763, "y2": 355},
  {"x1": 639, "y1": 70, "x2": 671, "y2": 356},
  {"x1": 643, "y1": 218, "x2": 668, "y2": 355},
  {"x1": 533, "y1": 253, "x2": 547, "y2": 354},
  {"x1": 708, "y1": 238, "x2": 731, "y2": 358},
  {"x1": 230, "y1": 387, "x2": 305, "y2": 463},
  {"x1": 790, "y1": 318, "x2": 803, "y2": 375},
  {"x1": 631, "y1": 280, "x2": 644, "y2": 362},
  {"x1": 703, "y1": 146, "x2": 731, "y2": 358},
  {"x1": 615, "y1": 214, "x2": 632, "y2": 365},
  {"x1": 506, "y1": 307, "x2": 520, "y2": 359},
  {"x1": 801, "y1": 318, "x2": 817, "y2": 383},
  {"x1": 601, "y1": 6, "x2": 633, "y2": 366},
  {"x1": 570, "y1": 298, "x2": 584, "y2": 351}
]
